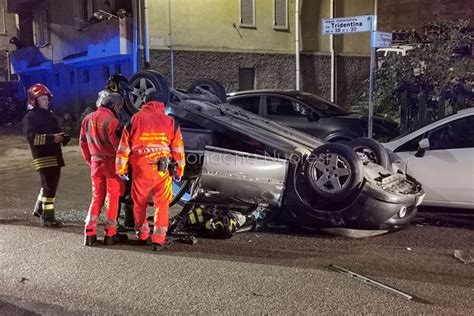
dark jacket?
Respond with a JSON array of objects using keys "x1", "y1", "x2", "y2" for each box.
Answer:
[{"x1": 23, "y1": 107, "x2": 65, "y2": 170}]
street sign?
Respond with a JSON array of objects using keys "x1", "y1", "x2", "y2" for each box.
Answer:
[
  {"x1": 371, "y1": 31, "x2": 392, "y2": 48},
  {"x1": 321, "y1": 15, "x2": 374, "y2": 35},
  {"x1": 321, "y1": 14, "x2": 379, "y2": 139}
]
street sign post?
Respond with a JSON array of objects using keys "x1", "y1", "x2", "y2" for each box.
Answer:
[{"x1": 322, "y1": 15, "x2": 391, "y2": 139}]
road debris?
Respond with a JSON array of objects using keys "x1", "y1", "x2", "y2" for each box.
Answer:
[
  {"x1": 327, "y1": 264, "x2": 413, "y2": 300},
  {"x1": 20, "y1": 277, "x2": 29, "y2": 283},
  {"x1": 454, "y1": 250, "x2": 474, "y2": 264}
]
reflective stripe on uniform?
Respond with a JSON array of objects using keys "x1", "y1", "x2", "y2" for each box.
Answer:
[
  {"x1": 41, "y1": 196, "x2": 55, "y2": 203},
  {"x1": 118, "y1": 145, "x2": 130, "y2": 154},
  {"x1": 195, "y1": 207, "x2": 204, "y2": 223},
  {"x1": 33, "y1": 156, "x2": 59, "y2": 170},
  {"x1": 132, "y1": 145, "x2": 170, "y2": 154},
  {"x1": 189, "y1": 213, "x2": 196, "y2": 224},
  {"x1": 91, "y1": 154, "x2": 114, "y2": 159},
  {"x1": 170, "y1": 146, "x2": 184, "y2": 153},
  {"x1": 84, "y1": 137, "x2": 109, "y2": 145},
  {"x1": 135, "y1": 224, "x2": 149, "y2": 234},
  {"x1": 116, "y1": 157, "x2": 128, "y2": 165},
  {"x1": 34, "y1": 134, "x2": 47, "y2": 146},
  {"x1": 105, "y1": 219, "x2": 118, "y2": 227},
  {"x1": 152, "y1": 226, "x2": 167, "y2": 235},
  {"x1": 43, "y1": 204, "x2": 54, "y2": 210}
]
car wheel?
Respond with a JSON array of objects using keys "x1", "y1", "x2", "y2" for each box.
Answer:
[
  {"x1": 125, "y1": 71, "x2": 170, "y2": 116},
  {"x1": 188, "y1": 79, "x2": 227, "y2": 103},
  {"x1": 347, "y1": 137, "x2": 390, "y2": 169},
  {"x1": 303, "y1": 143, "x2": 363, "y2": 202}
]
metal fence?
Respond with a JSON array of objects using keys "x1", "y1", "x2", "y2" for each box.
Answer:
[{"x1": 399, "y1": 84, "x2": 473, "y2": 133}]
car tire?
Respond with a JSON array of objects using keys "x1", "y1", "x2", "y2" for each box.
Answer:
[
  {"x1": 188, "y1": 79, "x2": 227, "y2": 103},
  {"x1": 303, "y1": 143, "x2": 363, "y2": 202},
  {"x1": 125, "y1": 70, "x2": 170, "y2": 116},
  {"x1": 347, "y1": 137, "x2": 390, "y2": 169}
]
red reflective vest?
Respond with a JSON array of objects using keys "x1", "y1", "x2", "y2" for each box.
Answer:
[
  {"x1": 80, "y1": 107, "x2": 121, "y2": 164},
  {"x1": 115, "y1": 101, "x2": 185, "y2": 177}
]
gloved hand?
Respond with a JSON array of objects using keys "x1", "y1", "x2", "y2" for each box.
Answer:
[
  {"x1": 60, "y1": 133, "x2": 70, "y2": 146},
  {"x1": 173, "y1": 175, "x2": 181, "y2": 182},
  {"x1": 118, "y1": 174, "x2": 129, "y2": 181}
]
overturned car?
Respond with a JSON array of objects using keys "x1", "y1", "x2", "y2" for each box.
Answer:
[{"x1": 123, "y1": 70, "x2": 424, "y2": 236}]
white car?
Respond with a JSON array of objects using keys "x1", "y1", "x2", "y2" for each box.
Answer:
[{"x1": 383, "y1": 108, "x2": 474, "y2": 209}]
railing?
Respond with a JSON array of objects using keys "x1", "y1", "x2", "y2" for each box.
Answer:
[{"x1": 399, "y1": 84, "x2": 473, "y2": 133}]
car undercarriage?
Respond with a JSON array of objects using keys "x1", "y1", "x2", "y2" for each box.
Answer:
[{"x1": 122, "y1": 70, "x2": 425, "y2": 237}]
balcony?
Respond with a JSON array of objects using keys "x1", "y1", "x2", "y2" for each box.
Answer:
[
  {"x1": 7, "y1": 0, "x2": 41, "y2": 13},
  {"x1": 9, "y1": 46, "x2": 53, "y2": 74},
  {"x1": 61, "y1": 16, "x2": 132, "y2": 67},
  {"x1": 9, "y1": 16, "x2": 132, "y2": 74}
]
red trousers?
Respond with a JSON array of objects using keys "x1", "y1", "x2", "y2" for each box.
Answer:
[
  {"x1": 85, "y1": 160, "x2": 123, "y2": 237},
  {"x1": 131, "y1": 162, "x2": 173, "y2": 244}
]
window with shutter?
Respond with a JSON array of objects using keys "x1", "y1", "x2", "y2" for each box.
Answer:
[
  {"x1": 240, "y1": 0, "x2": 255, "y2": 28},
  {"x1": 273, "y1": 0, "x2": 288, "y2": 30},
  {"x1": 0, "y1": 8, "x2": 6, "y2": 34},
  {"x1": 33, "y1": 11, "x2": 49, "y2": 47}
]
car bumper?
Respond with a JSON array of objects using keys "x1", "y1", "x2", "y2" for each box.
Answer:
[{"x1": 340, "y1": 184, "x2": 425, "y2": 230}]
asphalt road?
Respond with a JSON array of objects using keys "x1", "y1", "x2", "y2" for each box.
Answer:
[{"x1": 0, "y1": 131, "x2": 473, "y2": 314}]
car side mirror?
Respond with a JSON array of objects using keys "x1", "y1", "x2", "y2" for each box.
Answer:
[{"x1": 415, "y1": 138, "x2": 430, "y2": 158}]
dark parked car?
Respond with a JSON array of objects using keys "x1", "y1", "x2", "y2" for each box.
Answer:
[
  {"x1": 122, "y1": 72, "x2": 424, "y2": 236},
  {"x1": 227, "y1": 90, "x2": 399, "y2": 142}
]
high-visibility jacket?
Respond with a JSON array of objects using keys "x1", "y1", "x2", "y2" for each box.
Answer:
[
  {"x1": 80, "y1": 107, "x2": 121, "y2": 165},
  {"x1": 115, "y1": 101, "x2": 185, "y2": 177},
  {"x1": 22, "y1": 107, "x2": 65, "y2": 170}
]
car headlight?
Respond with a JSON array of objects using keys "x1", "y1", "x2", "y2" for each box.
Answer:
[{"x1": 398, "y1": 206, "x2": 408, "y2": 218}]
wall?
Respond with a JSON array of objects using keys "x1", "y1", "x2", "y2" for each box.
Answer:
[
  {"x1": 148, "y1": 0, "x2": 296, "y2": 53},
  {"x1": 147, "y1": 49, "x2": 367, "y2": 107},
  {"x1": 301, "y1": 0, "x2": 373, "y2": 55},
  {"x1": 144, "y1": 0, "x2": 375, "y2": 107},
  {"x1": 378, "y1": 0, "x2": 474, "y2": 32},
  {"x1": 0, "y1": 0, "x2": 18, "y2": 80}
]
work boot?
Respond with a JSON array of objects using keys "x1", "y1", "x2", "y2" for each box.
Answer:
[
  {"x1": 42, "y1": 219, "x2": 63, "y2": 228},
  {"x1": 84, "y1": 235, "x2": 98, "y2": 246},
  {"x1": 151, "y1": 238, "x2": 172, "y2": 252},
  {"x1": 103, "y1": 233, "x2": 128, "y2": 246}
]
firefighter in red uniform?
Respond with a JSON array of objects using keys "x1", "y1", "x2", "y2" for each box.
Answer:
[
  {"x1": 116, "y1": 93, "x2": 185, "y2": 251},
  {"x1": 23, "y1": 84, "x2": 69, "y2": 228},
  {"x1": 80, "y1": 93, "x2": 127, "y2": 246}
]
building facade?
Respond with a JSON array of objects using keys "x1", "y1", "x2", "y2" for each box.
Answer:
[
  {"x1": 146, "y1": 0, "x2": 374, "y2": 107},
  {"x1": 0, "y1": 0, "x2": 18, "y2": 81},
  {"x1": 6, "y1": 0, "x2": 472, "y2": 118},
  {"x1": 7, "y1": 0, "x2": 134, "y2": 115}
]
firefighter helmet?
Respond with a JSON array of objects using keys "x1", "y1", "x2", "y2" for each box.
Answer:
[
  {"x1": 106, "y1": 74, "x2": 131, "y2": 95},
  {"x1": 27, "y1": 83, "x2": 53, "y2": 108}
]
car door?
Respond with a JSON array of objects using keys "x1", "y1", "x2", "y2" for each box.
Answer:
[{"x1": 395, "y1": 116, "x2": 474, "y2": 208}]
